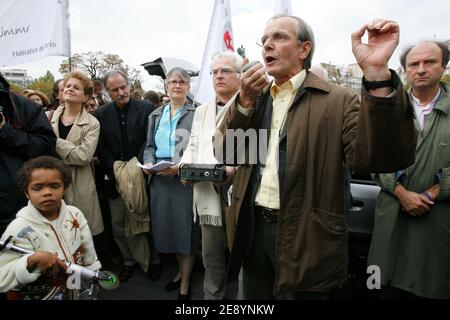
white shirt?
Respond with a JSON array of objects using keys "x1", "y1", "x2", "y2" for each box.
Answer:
[{"x1": 411, "y1": 89, "x2": 441, "y2": 131}]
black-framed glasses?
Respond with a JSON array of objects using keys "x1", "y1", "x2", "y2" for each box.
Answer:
[
  {"x1": 256, "y1": 31, "x2": 300, "y2": 48},
  {"x1": 167, "y1": 80, "x2": 189, "y2": 86}
]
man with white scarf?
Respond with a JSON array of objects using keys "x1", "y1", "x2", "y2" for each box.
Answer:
[{"x1": 180, "y1": 51, "x2": 241, "y2": 300}]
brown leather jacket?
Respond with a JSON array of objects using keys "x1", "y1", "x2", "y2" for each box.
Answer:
[{"x1": 214, "y1": 71, "x2": 417, "y2": 294}]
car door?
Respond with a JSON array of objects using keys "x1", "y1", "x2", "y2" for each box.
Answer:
[{"x1": 347, "y1": 171, "x2": 380, "y2": 278}]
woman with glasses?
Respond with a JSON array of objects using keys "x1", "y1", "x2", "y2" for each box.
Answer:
[{"x1": 143, "y1": 67, "x2": 199, "y2": 300}]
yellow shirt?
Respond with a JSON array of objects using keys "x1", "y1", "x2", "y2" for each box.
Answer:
[{"x1": 254, "y1": 70, "x2": 306, "y2": 209}]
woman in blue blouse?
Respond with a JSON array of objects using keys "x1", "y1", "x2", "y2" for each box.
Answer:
[{"x1": 143, "y1": 68, "x2": 199, "y2": 300}]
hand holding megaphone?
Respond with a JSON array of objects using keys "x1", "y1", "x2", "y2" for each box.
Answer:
[{"x1": 239, "y1": 59, "x2": 269, "y2": 109}]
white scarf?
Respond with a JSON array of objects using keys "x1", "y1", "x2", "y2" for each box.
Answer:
[{"x1": 181, "y1": 100, "x2": 230, "y2": 226}]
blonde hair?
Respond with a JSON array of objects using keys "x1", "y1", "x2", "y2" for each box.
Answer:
[{"x1": 63, "y1": 71, "x2": 94, "y2": 97}]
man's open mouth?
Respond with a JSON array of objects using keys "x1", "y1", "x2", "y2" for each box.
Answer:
[{"x1": 265, "y1": 56, "x2": 277, "y2": 65}]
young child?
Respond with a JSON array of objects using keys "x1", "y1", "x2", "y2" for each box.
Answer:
[{"x1": 0, "y1": 156, "x2": 101, "y2": 300}]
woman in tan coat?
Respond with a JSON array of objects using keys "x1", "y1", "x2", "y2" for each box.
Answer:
[{"x1": 50, "y1": 71, "x2": 104, "y2": 236}]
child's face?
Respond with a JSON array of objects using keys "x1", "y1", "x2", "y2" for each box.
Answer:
[{"x1": 26, "y1": 169, "x2": 65, "y2": 219}]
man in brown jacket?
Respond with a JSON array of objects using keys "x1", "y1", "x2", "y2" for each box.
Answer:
[{"x1": 214, "y1": 15, "x2": 417, "y2": 299}]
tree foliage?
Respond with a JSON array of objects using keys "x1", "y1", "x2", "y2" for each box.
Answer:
[
  {"x1": 59, "y1": 51, "x2": 143, "y2": 92},
  {"x1": 9, "y1": 83, "x2": 24, "y2": 95},
  {"x1": 121, "y1": 65, "x2": 143, "y2": 94},
  {"x1": 59, "y1": 51, "x2": 126, "y2": 79},
  {"x1": 28, "y1": 70, "x2": 55, "y2": 98}
]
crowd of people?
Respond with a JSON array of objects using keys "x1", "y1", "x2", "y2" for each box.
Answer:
[
  {"x1": 0, "y1": 14, "x2": 449, "y2": 301},
  {"x1": 19, "y1": 80, "x2": 169, "y2": 119}
]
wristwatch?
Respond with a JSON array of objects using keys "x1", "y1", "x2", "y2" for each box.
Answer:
[{"x1": 363, "y1": 78, "x2": 393, "y2": 90}]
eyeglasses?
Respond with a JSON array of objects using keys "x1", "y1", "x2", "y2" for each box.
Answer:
[
  {"x1": 210, "y1": 68, "x2": 238, "y2": 76},
  {"x1": 167, "y1": 80, "x2": 189, "y2": 86},
  {"x1": 256, "y1": 31, "x2": 300, "y2": 48}
]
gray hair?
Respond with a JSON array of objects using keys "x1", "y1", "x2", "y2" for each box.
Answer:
[
  {"x1": 103, "y1": 69, "x2": 129, "y2": 90},
  {"x1": 166, "y1": 67, "x2": 191, "y2": 84},
  {"x1": 400, "y1": 40, "x2": 450, "y2": 70},
  {"x1": 268, "y1": 15, "x2": 315, "y2": 70},
  {"x1": 210, "y1": 51, "x2": 244, "y2": 73}
]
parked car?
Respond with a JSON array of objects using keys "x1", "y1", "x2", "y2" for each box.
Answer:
[
  {"x1": 348, "y1": 171, "x2": 380, "y2": 269},
  {"x1": 348, "y1": 174, "x2": 380, "y2": 240},
  {"x1": 337, "y1": 171, "x2": 380, "y2": 299}
]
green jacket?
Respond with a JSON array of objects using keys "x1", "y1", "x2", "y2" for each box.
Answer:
[{"x1": 369, "y1": 83, "x2": 450, "y2": 299}]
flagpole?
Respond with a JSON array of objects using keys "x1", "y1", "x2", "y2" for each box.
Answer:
[
  {"x1": 274, "y1": 0, "x2": 293, "y2": 15},
  {"x1": 67, "y1": 0, "x2": 72, "y2": 72},
  {"x1": 194, "y1": 0, "x2": 234, "y2": 105}
]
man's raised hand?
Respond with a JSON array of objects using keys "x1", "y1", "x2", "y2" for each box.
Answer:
[{"x1": 351, "y1": 19, "x2": 399, "y2": 81}]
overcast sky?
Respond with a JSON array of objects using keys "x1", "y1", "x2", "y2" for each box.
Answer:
[{"x1": 10, "y1": 0, "x2": 450, "y2": 91}]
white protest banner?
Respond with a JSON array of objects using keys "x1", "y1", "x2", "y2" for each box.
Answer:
[
  {"x1": 194, "y1": 0, "x2": 234, "y2": 105},
  {"x1": 0, "y1": 0, "x2": 71, "y2": 67}
]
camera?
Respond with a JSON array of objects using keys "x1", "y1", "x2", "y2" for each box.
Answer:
[{"x1": 179, "y1": 164, "x2": 226, "y2": 183}]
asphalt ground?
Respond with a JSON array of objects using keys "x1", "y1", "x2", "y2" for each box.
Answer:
[{"x1": 98, "y1": 254, "x2": 206, "y2": 300}]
